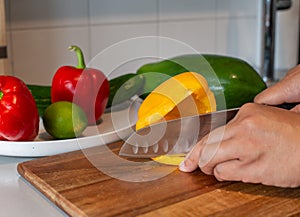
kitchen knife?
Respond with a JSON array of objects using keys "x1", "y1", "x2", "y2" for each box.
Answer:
[
  {"x1": 119, "y1": 108, "x2": 239, "y2": 158},
  {"x1": 119, "y1": 103, "x2": 297, "y2": 158}
]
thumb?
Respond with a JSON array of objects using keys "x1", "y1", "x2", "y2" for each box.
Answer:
[
  {"x1": 255, "y1": 65, "x2": 300, "y2": 105},
  {"x1": 254, "y1": 83, "x2": 287, "y2": 105}
]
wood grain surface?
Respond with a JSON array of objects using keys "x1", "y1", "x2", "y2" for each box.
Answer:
[{"x1": 18, "y1": 141, "x2": 300, "y2": 217}]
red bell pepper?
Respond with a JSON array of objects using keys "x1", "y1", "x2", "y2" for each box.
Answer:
[
  {"x1": 0, "y1": 76, "x2": 39, "y2": 141},
  {"x1": 51, "y1": 45, "x2": 110, "y2": 125}
]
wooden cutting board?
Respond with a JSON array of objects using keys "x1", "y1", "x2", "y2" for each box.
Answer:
[{"x1": 18, "y1": 141, "x2": 300, "y2": 217}]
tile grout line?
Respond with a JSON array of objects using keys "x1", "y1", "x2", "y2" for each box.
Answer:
[{"x1": 7, "y1": 15, "x2": 257, "y2": 32}]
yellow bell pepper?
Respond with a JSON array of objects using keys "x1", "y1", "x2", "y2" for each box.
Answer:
[
  {"x1": 136, "y1": 72, "x2": 216, "y2": 130},
  {"x1": 136, "y1": 72, "x2": 216, "y2": 166}
]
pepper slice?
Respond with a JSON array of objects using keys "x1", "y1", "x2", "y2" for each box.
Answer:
[
  {"x1": 0, "y1": 76, "x2": 39, "y2": 141},
  {"x1": 136, "y1": 72, "x2": 216, "y2": 130},
  {"x1": 136, "y1": 72, "x2": 216, "y2": 166},
  {"x1": 51, "y1": 45, "x2": 110, "y2": 125}
]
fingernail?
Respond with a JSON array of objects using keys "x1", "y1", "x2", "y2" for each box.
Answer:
[
  {"x1": 178, "y1": 151, "x2": 193, "y2": 172},
  {"x1": 179, "y1": 160, "x2": 189, "y2": 172},
  {"x1": 178, "y1": 145, "x2": 196, "y2": 172}
]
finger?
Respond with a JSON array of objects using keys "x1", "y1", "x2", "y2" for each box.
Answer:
[
  {"x1": 213, "y1": 159, "x2": 242, "y2": 181},
  {"x1": 179, "y1": 125, "x2": 230, "y2": 173},
  {"x1": 255, "y1": 66, "x2": 300, "y2": 104},
  {"x1": 254, "y1": 83, "x2": 288, "y2": 105},
  {"x1": 178, "y1": 139, "x2": 202, "y2": 172},
  {"x1": 199, "y1": 137, "x2": 245, "y2": 175},
  {"x1": 198, "y1": 126, "x2": 233, "y2": 168},
  {"x1": 213, "y1": 160, "x2": 263, "y2": 184}
]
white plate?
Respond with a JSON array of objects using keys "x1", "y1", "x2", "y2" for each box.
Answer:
[{"x1": 0, "y1": 99, "x2": 141, "y2": 157}]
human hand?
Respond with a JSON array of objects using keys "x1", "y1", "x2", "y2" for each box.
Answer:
[
  {"x1": 255, "y1": 65, "x2": 300, "y2": 112},
  {"x1": 179, "y1": 103, "x2": 300, "y2": 188}
]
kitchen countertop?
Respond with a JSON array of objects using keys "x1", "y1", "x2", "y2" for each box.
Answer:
[{"x1": 0, "y1": 156, "x2": 67, "y2": 217}]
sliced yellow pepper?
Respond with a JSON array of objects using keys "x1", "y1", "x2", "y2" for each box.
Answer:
[
  {"x1": 136, "y1": 72, "x2": 217, "y2": 166},
  {"x1": 136, "y1": 72, "x2": 216, "y2": 130}
]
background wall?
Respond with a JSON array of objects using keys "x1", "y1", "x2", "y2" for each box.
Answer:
[
  {"x1": 275, "y1": 0, "x2": 300, "y2": 78},
  {"x1": 3, "y1": 0, "x2": 299, "y2": 85}
]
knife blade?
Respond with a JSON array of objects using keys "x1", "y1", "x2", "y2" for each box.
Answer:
[
  {"x1": 119, "y1": 108, "x2": 239, "y2": 158},
  {"x1": 119, "y1": 102, "x2": 298, "y2": 158}
]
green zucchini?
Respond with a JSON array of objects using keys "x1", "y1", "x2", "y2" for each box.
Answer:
[
  {"x1": 107, "y1": 73, "x2": 145, "y2": 108},
  {"x1": 137, "y1": 54, "x2": 267, "y2": 110},
  {"x1": 27, "y1": 84, "x2": 52, "y2": 116}
]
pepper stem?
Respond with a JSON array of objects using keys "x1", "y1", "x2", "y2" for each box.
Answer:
[
  {"x1": 68, "y1": 45, "x2": 86, "y2": 69},
  {"x1": 0, "y1": 91, "x2": 3, "y2": 100}
]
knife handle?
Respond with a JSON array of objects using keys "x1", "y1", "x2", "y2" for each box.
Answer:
[{"x1": 276, "y1": 103, "x2": 298, "y2": 110}]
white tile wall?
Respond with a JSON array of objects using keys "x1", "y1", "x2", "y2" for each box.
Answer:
[
  {"x1": 8, "y1": 0, "x2": 89, "y2": 29},
  {"x1": 215, "y1": 0, "x2": 262, "y2": 67},
  {"x1": 158, "y1": 20, "x2": 216, "y2": 53},
  {"x1": 216, "y1": 0, "x2": 260, "y2": 17},
  {"x1": 216, "y1": 18, "x2": 259, "y2": 66},
  {"x1": 159, "y1": 0, "x2": 216, "y2": 20},
  {"x1": 89, "y1": 0, "x2": 157, "y2": 24},
  {"x1": 4, "y1": 0, "x2": 299, "y2": 84},
  {"x1": 90, "y1": 23, "x2": 158, "y2": 78},
  {"x1": 10, "y1": 27, "x2": 90, "y2": 85}
]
